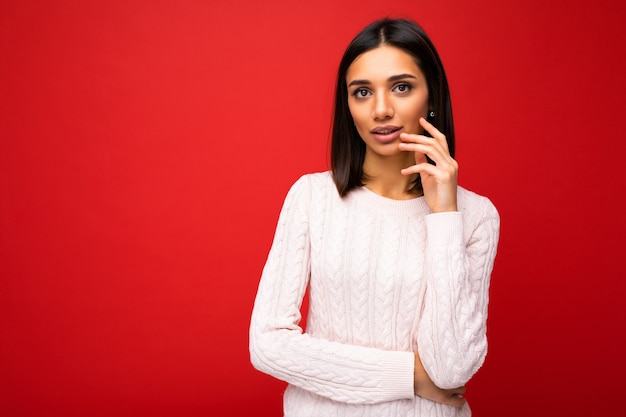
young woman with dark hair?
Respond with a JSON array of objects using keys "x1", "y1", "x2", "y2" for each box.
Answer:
[{"x1": 250, "y1": 18, "x2": 499, "y2": 416}]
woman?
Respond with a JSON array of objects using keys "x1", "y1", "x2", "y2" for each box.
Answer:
[{"x1": 250, "y1": 18, "x2": 499, "y2": 417}]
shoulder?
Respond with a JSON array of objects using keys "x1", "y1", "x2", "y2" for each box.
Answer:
[
  {"x1": 288, "y1": 171, "x2": 335, "y2": 195},
  {"x1": 457, "y1": 186, "x2": 500, "y2": 229},
  {"x1": 282, "y1": 171, "x2": 336, "y2": 208},
  {"x1": 299, "y1": 170, "x2": 334, "y2": 186}
]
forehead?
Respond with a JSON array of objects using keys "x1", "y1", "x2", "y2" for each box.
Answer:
[{"x1": 346, "y1": 45, "x2": 424, "y2": 82}]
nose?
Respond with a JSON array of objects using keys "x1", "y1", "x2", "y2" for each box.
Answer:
[{"x1": 373, "y1": 91, "x2": 394, "y2": 120}]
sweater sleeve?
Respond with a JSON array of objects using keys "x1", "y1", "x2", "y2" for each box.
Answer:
[
  {"x1": 417, "y1": 197, "x2": 500, "y2": 389},
  {"x1": 249, "y1": 175, "x2": 415, "y2": 405}
]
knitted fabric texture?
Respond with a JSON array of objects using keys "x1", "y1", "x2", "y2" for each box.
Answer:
[{"x1": 250, "y1": 171, "x2": 500, "y2": 417}]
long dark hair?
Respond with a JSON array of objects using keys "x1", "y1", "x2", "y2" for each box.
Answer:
[{"x1": 330, "y1": 18, "x2": 455, "y2": 196}]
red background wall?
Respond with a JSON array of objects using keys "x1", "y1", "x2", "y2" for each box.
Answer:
[{"x1": 1, "y1": 0, "x2": 625, "y2": 416}]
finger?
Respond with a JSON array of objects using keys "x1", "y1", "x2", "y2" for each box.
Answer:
[
  {"x1": 399, "y1": 132, "x2": 451, "y2": 165},
  {"x1": 398, "y1": 141, "x2": 448, "y2": 166},
  {"x1": 449, "y1": 396, "x2": 467, "y2": 408},
  {"x1": 419, "y1": 117, "x2": 449, "y2": 152},
  {"x1": 399, "y1": 132, "x2": 436, "y2": 144},
  {"x1": 400, "y1": 133, "x2": 440, "y2": 146},
  {"x1": 400, "y1": 162, "x2": 439, "y2": 176},
  {"x1": 418, "y1": 117, "x2": 443, "y2": 139},
  {"x1": 400, "y1": 156, "x2": 457, "y2": 179},
  {"x1": 445, "y1": 391, "x2": 466, "y2": 408},
  {"x1": 398, "y1": 141, "x2": 445, "y2": 159},
  {"x1": 399, "y1": 133, "x2": 421, "y2": 146}
]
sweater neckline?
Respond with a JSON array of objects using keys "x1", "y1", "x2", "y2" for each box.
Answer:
[{"x1": 351, "y1": 185, "x2": 431, "y2": 216}]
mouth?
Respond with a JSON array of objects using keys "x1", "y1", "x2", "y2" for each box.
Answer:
[
  {"x1": 370, "y1": 126, "x2": 401, "y2": 135},
  {"x1": 370, "y1": 125, "x2": 402, "y2": 143}
]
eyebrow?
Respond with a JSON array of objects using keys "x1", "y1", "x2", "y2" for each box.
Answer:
[{"x1": 348, "y1": 73, "x2": 418, "y2": 87}]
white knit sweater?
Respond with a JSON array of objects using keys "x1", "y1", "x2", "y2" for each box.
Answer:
[{"x1": 250, "y1": 171, "x2": 500, "y2": 417}]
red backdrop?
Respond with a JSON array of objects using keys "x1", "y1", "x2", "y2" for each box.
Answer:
[{"x1": 1, "y1": 0, "x2": 625, "y2": 416}]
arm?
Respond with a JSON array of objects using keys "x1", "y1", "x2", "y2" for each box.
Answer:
[
  {"x1": 414, "y1": 351, "x2": 467, "y2": 408},
  {"x1": 418, "y1": 201, "x2": 500, "y2": 388},
  {"x1": 249, "y1": 175, "x2": 415, "y2": 404},
  {"x1": 399, "y1": 118, "x2": 500, "y2": 388}
]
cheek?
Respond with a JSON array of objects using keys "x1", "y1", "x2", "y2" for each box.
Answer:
[
  {"x1": 400, "y1": 97, "x2": 428, "y2": 120},
  {"x1": 348, "y1": 102, "x2": 366, "y2": 127},
  {"x1": 397, "y1": 101, "x2": 428, "y2": 134}
]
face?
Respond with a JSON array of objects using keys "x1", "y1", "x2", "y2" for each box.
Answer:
[{"x1": 346, "y1": 45, "x2": 429, "y2": 157}]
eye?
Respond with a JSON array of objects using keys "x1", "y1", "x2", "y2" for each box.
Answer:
[
  {"x1": 352, "y1": 88, "x2": 371, "y2": 98},
  {"x1": 393, "y1": 83, "x2": 413, "y2": 94}
]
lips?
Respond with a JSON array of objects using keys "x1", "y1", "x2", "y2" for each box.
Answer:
[
  {"x1": 371, "y1": 125, "x2": 401, "y2": 135},
  {"x1": 370, "y1": 125, "x2": 402, "y2": 143}
]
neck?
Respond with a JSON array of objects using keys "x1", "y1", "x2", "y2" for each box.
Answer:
[{"x1": 362, "y1": 151, "x2": 421, "y2": 200}]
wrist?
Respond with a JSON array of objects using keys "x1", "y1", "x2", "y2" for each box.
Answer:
[{"x1": 413, "y1": 352, "x2": 427, "y2": 395}]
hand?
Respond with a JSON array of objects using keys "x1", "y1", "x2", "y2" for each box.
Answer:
[
  {"x1": 399, "y1": 118, "x2": 458, "y2": 213},
  {"x1": 414, "y1": 352, "x2": 466, "y2": 408}
]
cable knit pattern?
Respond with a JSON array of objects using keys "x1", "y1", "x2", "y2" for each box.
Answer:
[{"x1": 250, "y1": 171, "x2": 500, "y2": 417}]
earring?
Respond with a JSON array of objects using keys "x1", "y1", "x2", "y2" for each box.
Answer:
[{"x1": 428, "y1": 110, "x2": 435, "y2": 119}]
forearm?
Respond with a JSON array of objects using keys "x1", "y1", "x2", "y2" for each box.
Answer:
[
  {"x1": 250, "y1": 315, "x2": 415, "y2": 404},
  {"x1": 417, "y1": 208, "x2": 499, "y2": 388}
]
